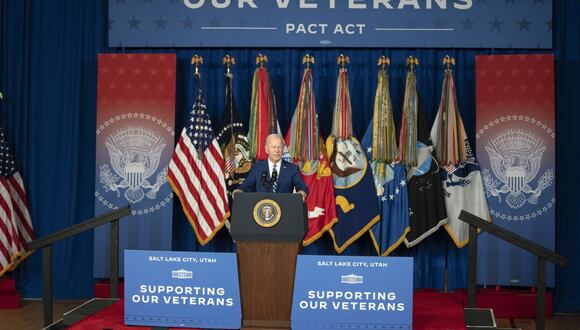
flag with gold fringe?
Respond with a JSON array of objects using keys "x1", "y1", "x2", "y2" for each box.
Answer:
[
  {"x1": 400, "y1": 57, "x2": 448, "y2": 248},
  {"x1": 431, "y1": 57, "x2": 490, "y2": 248},
  {"x1": 399, "y1": 57, "x2": 420, "y2": 167},
  {"x1": 326, "y1": 55, "x2": 379, "y2": 253},
  {"x1": 431, "y1": 56, "x2": 468, "y2": 166},
  {"x1": 247, "y1": 54, "x2": 288, "y2": 161},
  {"x1": 285, "y1": 56, "x2": 337, "y2": 246},
  {"x1": 167, "y1": 64, "x2": 229, "y2": 245},
  {"x1": 216, "y1": 56, "x2": 252, "y2": 211},
  {"x1": 362, "y1": 57, "x2": 409, "y2": 256},
  {"x1": 0, "y1": 123, "x2": 34, "y2": 276}
]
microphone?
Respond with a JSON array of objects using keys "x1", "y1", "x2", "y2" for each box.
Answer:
[
  {"x1": 271, "y1": 170, "x2": 278, "y2": 182},
  {"x1": 261, "y1": 171, "x2": 270, "y2": 188}
]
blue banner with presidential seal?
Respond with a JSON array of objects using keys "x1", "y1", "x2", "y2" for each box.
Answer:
[
  {"x1": 108, "y1": 0, "x2": 552, "y2": 49},
  {"x1": 475, "y1": 54, "x2": 555, "y2": 287},
  {"x1": 93, "y1": 54, "x2": 176, "y2": 277},
  {"x1": 291, "y1": 255, "x2": 413, "y2": 329},
  {"x1": 124, "y1": 250, "x2": 241, "y2": 328}
]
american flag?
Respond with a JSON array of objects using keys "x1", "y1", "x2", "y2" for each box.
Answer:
[
  {"x1": 0, "y1": 126, "x2": 34, "y2": 276},
  {"x1": 167, "y1": 80, "x2": 230, "y2": 245}
]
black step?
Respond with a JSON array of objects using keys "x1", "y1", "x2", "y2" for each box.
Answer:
[{"x1": 61, "y1": 298, "x2": 119, "y2": 326}]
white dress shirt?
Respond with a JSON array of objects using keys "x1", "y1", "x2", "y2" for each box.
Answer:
[{"x1": 268, "y1": 159, "x2": 281, "y2": 178}]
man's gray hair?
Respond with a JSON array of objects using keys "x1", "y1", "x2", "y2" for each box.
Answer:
[{"x1": 265, "y1": 133, "x2": 284, "y2": 146}]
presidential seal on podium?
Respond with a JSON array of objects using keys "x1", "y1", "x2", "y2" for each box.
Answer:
[{"x1": 253, "y1": 199, "x2": 282, "y2": 228}]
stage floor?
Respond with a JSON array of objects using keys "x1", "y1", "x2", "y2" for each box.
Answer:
[{"x1": 1, "y1": 295, "x2": 579, "y2": 329}]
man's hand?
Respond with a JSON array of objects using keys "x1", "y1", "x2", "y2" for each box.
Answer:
[
  {"x1": 297, "y1": 190, "x2": 307, "y2": 202},
  {"x1": 232, "y1": 189, "x2": 243, "y2": 198}
]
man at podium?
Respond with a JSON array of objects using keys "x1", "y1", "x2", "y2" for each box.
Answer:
[{"x1": 234, "y1": 134, "x2": 308, "y2": 200}]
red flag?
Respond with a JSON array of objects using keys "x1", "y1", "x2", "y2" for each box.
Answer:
[
  {"x1": 300, "y1": 147, "x2": 338, "y2": 246},
  {"x1": 285, "y1": 61, "x2": 337, "y2": 245},
  {"x1": 167, "y1": 75, "x2": 229, "y2": 245},
  {"x1": 0, "y1": 126, "x2": 34, "y2": 276}
]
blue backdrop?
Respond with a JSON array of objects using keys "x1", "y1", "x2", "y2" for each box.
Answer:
[
  {"x1": 1, "y1": 0, "x2": 579, "y2": 312},
  {"x1": 108, "y1": 0, "x2": 553, "y2": 48}
]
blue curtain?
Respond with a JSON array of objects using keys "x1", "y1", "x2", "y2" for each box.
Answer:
[
  {"x1": 552, "y1": 0, "x2": 580, "y2": 313},
  {"x1": 1, "y1": 0, "x2": 578, "y2": 312}
]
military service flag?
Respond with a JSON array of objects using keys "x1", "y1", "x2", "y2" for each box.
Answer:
[
  {"x1": 431, "y1": 59, "x2": 490, "y2": 248},
  {"x1": 327, "y1": 55, "x2": 379, "y2": 253},
  {"x1": 401, "y1": 60, "x2": 448, "y2": 248},
  {"x1": 247, "y1": 55, "x2": 288, "y2": 161},
  {"x1": 285, "y1": 57, "x2": 337, "y2": 246},
  {"x1": 216, "y1": 57, "x2": 252, "y2": 214},
  {"x1": 362, "y1": 58, "x2": 409, "y2": 256}
]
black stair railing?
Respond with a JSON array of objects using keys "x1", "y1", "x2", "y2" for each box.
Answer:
[
  {"x1": 27, "y1": 205, "x2": 132, "y2": 328},
  {"x1": 459, "y1": 210, "x2": 567, "y2": 330}
]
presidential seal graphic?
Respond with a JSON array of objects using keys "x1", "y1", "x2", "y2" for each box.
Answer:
[
  {"x1": 477, "y1": 115, "x2": 555, "y2": 221},
  {"x1": 253, "y1": 199, "x2": 282, "y2": 228},
  {"x1": 96, "y1": 113, "x2": 175, "y2": 215}
]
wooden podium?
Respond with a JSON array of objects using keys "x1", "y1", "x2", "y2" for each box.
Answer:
[{"x1": 231, "y1": 193, "x2": 307, "y2": 330}]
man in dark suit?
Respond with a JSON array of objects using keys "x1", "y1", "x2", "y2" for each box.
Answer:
[{"x1": 234, "y1": 134, "x2": 308, "y2": 201}]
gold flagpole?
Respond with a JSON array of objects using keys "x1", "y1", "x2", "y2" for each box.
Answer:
[
  {"x1": 256, "y1": 53, "x2": 268, "y2": 67},
  {"x1": 303, "y1": 54, "x2": 315, "y2": 69},
  {"x1": 191, "y1": 54, "x2": 203, "y2": 79},
  {"x1": 223, "y1": 54, "x2": 236, "y2": 155}
]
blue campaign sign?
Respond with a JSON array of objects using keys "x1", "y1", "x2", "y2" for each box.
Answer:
[
  {"x1": 109, "y1": 0, "x2": 552, "y2": 49},
  {"x1": 124, "y1": 250, "x2": 241, "y2": 329},
  {"x1": 292, "y1": 255, "x2": 413, "y2": 329}
]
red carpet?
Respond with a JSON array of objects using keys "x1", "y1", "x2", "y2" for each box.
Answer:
[
  {"x1": 468, "y1": 287, "x2": 553, "y2": 319},
  {"x1": 70, "y1": 290, "x2": 465, "y2": 329},
  {"x1": 0, "y1": 278, "x2": 20, "y2": 309},
  {"x1": 413, "y1": 290, "x2": 466, "y2": 330}
]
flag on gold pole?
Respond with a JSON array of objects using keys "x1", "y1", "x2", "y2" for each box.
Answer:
[
  {"x1": 326, "y1": 55, "x2": 379, "y2": 253},
  {"x1": 431, "y1": 56, "x2": 490, "y2": 248},
  {"x1": 247, "y1": 54, "x2": 286, "y2": 161},
  {"x1": 401, "y1": 57, "x2": 448, "y2": 248},
  {"x1": 285, "y1": 55, "x2": 337, "y2": 246},
  {"x1": 167, "y1": 56, "x2": 229, "y2": 245},
  {"x1": 362, "y1": 56, "x2": 409, "y2": 256}
]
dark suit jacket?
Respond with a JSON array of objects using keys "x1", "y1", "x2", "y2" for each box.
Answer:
[{"x1": 238, "y1": 160, "x2": 308, "y2": 194}]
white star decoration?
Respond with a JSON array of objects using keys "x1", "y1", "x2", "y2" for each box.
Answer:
[{"x1": 379, "y1": 177, "x2": 407, "y2": 203}]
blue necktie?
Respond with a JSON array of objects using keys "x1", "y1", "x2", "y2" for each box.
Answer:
[{"x1": 271, "y1": 164, "x2": 278, "y2": 192}]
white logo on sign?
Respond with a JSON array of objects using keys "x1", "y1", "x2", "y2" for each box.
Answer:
[
  {"x1": 483, "y1": 128, "x2": 553, "y2": 209},
  {"x1": 341, "y1": 274, "x2": 363, "y2": 284},
  {"x1": 172, "y1": 269, "x2": 193, "y2": 279},
  {"x1": 100, "y1": 126, "x2": 167, "y2": 204}
]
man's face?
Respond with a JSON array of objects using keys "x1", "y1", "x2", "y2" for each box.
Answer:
[{"x1": 265, "y1": 136, "x2": 283, "y2": 163}]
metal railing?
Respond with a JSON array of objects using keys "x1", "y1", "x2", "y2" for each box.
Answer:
[
  {"x1": 27, "y1": 205, "x2": 132, "y2": 327},
  {"x1": 459, "y1": 210, "x2": 567, "y2": 330}
]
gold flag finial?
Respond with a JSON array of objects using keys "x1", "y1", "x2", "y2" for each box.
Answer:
[
  {"x1": 191, "y1": 55, "x2": 204, "y2": 77},
  {"x1": 303, "y1": 54, "x2": 315, "y2": 68},
  {"x1": 223, "y1": 55, "x2": 236, "y2": 74},
  {"x1": 256, "y1": 53, "x2": 268, "y2": 67},
  {"x1": 406, "y1": 56, "x2": 419, "y2": 70},
  {"x1": 443, "y1": 55, "x2": 455, "y2": 71},
  {"x1": 337, "y1": 54, "x2": 350, "y2": 69},
  {"x1": 378, "y1": 56, "x2": 390, "y2": 70}
]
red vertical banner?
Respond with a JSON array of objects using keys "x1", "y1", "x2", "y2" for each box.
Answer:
[
  {"x1": 475, "y1": 54, "x2": 555, "y2": 286},
  {"x1": 93, "y1": 54, "x2": 176, "y2": 277}
]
